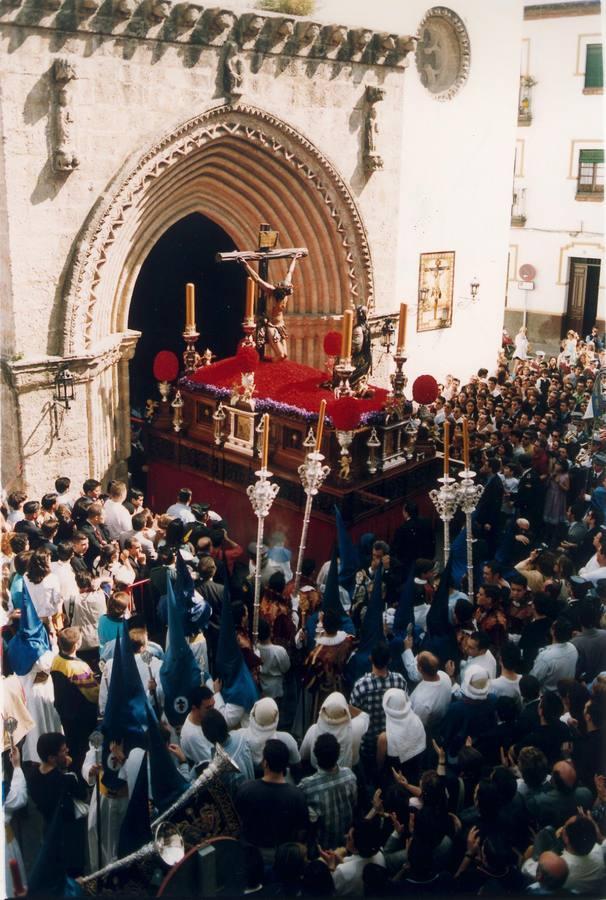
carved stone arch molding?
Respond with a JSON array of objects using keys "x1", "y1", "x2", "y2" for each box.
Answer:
[{"x1": 61, "y1": 103, "x2": 375, "y2": 366}]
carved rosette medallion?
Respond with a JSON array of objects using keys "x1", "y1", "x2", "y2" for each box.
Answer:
[{"x1": 415, "y1": 6, "x2": 470, "y2": 101}]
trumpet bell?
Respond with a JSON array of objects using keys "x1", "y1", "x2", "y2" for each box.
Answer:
[{"x1": 155, "y1": 822, "x2": 185, "y2": 867}]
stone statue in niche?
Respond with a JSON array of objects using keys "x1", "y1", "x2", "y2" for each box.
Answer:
[
  {"x1": 223, "y1": 40, "x2": 244, "y2": 101},
  {"x1": 363, "y1": 84, "x2": 385, "y2": 173},
  {"x1": 52, "y1": 58, "x2": 79, "y2": 173}
]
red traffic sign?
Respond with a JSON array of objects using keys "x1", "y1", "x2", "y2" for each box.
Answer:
[{"x1": 519, "y1": 263, "x2": 536, "y2": 282}]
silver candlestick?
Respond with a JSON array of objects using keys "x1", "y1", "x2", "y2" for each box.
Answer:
[
  {"x1": 457, "y1": 468, "x2": 483, "y2": 599},
  {"x1": 333, "y1": 357, "x2": 355, "y2": 399},
  {"x1": 429, "y1": 475, "x2": 460, "y2": 564},
  {"x1": 293, "y1": 443, "x2": 331, "y2": 601},
  {"x1": 246, "y1": 467, "x2": 280, "y2": 646}
]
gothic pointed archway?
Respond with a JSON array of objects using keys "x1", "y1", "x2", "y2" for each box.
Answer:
[{"x1": 58, "y1": 104, "x2": 374, "y2": 480}]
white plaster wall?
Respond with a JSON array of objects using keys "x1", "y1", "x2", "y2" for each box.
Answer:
[
  {"x1": 318, "y1": 0, "x2": 524, "y2": 384},
  {"x1": 508, "y1": 10, "x2": 604, "y2": 325}
]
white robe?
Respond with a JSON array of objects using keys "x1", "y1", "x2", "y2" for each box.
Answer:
[
  {"x1": 4, "y1": 766, "x2": 28, "y2": 898},
  {"x1": 82, "y1": 746, "x2": 129, "y2": 872},
  {"x1": 19, "y1": 651, "x2": 63, "y2": 763}
]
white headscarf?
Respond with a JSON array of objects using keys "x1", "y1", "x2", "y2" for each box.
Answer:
[
  {"x1": 244, "y1": 698, "x2": 279, "y2": 765},
  {"x1": 315, "y1": 692, "x2": 354, "y2": 768},
  {"x1": 382, "y1": 688, "x2": 426, "y2": 764}
]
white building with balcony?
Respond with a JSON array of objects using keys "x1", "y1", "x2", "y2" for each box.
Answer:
[{"x1": 504, "y1": 0, "x2": 604, "y2": 353}]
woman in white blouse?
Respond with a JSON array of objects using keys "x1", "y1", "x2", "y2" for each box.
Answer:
[{"x1": 23, "y1": 549, "x2": 62, "y2": 636}]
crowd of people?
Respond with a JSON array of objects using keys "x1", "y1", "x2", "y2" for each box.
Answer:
[{"x1": 2, "y1": 326, "x2": 606, "y2": 897}]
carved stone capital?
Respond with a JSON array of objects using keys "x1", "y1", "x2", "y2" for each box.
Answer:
[
  {"x1": 269, "y1": 16, "x2": 294, "y2": 47},
  {"x1": 148, "y1": 0, "x2": 171, "y2": 22},
  {"x1": 4, "y1": 332, "x2": 139, "y2": 395},
  {"x1": 203, "y1": 7, "x2": 235, "y2": 44},
  {"x1": 294, "y1": 20, "x2": 321, "y2": 54},
  {"x1": 113, "y1": 0, "x2": 135, "y2": 20},
  {"x1": 239, "y1": 12, "x2": 265, "y2": 48},
  {"x1": 176, "y1": 1, "x2": 201, "y2": 29},
  {"x1": 350, "y1": 27, "x2": 372, "y2": 60},
  {"x1": 53, "y1": 57, "x2": 77, "y2": 83},
  {"x1": 365, "y1": 84, "x2": 385, "y2": 105},
  {"x1": 322, "y1": 24, "x2": 348, "y2": 57},
  {"x1": 78, "y1": 0, "x2": 100, "y2": 14}
]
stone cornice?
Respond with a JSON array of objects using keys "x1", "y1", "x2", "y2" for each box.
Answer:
[
  {"x1": 0, "y1": 3, "x2": 415, "y2": 69},
  {"x1": 524, "y1": 2, "x2": 601, "y2": 19},
  {"x1": 2, "y1": 331, "x2": 140, "y2": 392}
]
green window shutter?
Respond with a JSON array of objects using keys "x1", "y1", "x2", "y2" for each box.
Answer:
[
  {"x1": 585, "y1": 44, "x2": 603, "y2": 88},
  {"x1": 580, "y1": 149, "x2": 605, "y2": 164}
]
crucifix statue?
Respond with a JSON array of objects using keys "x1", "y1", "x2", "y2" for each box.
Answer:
[
  {"x1": 216, "y1": 224, "x2": 308, "y2": 361},
  {"x1": 423, "y1": 256, "x2": 450, "y2": 318}
]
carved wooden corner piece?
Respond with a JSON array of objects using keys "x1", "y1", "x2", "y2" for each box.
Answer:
[
  {"x1": 239, "y1": 12, "x2": 265, "y2": 49},
  {"x1": 176, "y1": 1, "x2": 201, "y2": 30},
  {"x1": 51, "y1": 58, "x2": 79, "y2": 173},
  {"x1": 203, "y1": 7, "x2": 235, "y2": 44}
]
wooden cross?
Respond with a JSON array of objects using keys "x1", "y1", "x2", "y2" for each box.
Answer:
[{"x1": 216, "y1": 223, "x2": 308, "y2": 358}]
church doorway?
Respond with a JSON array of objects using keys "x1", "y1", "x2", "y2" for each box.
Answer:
[{"x1": 128, "y1": 213, "x2": 246, "y2": 413}]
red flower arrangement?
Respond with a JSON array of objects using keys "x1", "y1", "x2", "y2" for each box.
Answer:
[
  {"x1": 412, "y1": 374, "x2": 439, "y2": 405},
  {"x1": 152, "y1": 350, "x2": 180, "y2": 382},
  {"x1": 235, "y1": 345, "x2": 259, "y2": 373},
  {"x1": 327, "y1": 397, "x2": 362, "y2": 431},
  {"x1": 323, "y1": 331, "x2": 342, "y2": 357}
]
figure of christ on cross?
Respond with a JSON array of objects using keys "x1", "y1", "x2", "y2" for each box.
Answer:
[
  {"x1": 216, "y1": 225, "x2": 308, "y2": 361},
  {"x1": 424, "y1": 256, "x2": 450, "y2": 319}
]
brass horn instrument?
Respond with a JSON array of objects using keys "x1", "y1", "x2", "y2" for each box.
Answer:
[
  {"x1": 79, "y1": 821, "x2": 184, "y2": 885},
  {"x1": 79, "y1": 745, "x2": 238, "y2": 884},
  {"x1": 152, "y1": 744, "x2": 239, "y2": 827}
]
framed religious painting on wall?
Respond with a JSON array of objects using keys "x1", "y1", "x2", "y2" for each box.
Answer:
[{"x1": 417, "y1": 251, "x2": 456, "y2": 332}]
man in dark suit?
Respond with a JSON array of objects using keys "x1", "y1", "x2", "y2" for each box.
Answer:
[
  {"x1": 391, "y1": 501, "x2": 435, "y2": 578},
  {"x1": 14, "y1": 500, "x2": 43, "y2": 549},
  {"x1": 516, "y1": 453, "x2": 545, "y2": 532},
  {"x1": 80, "y1": 501, "x2": 111, "y2": 569},
  {"x1": 474, "y1": 459, "x2": 504, "y2": 555}
]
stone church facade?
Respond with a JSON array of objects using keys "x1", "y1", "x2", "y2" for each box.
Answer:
[{"x1": 1, "y1": 0, "x2": 522, "y2": 495}]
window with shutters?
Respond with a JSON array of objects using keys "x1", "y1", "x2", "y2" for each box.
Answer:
[
  {"x1": 584, "y1": 44, "x2": 603, "y2": 90},
  {"x1": 576, "y1": 149, "x2": 604, "y2": 198}
]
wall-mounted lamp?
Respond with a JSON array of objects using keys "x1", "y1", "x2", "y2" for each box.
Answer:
[
  {"x1": 457, "y1": 278, "x2": 481, "y2": 309},
  {"x1": 53, "y1": 368, "x2": 75, "y2": 410},
  {"x1": 380, "y1": 317, "x2": 395, "y2": 353}
]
